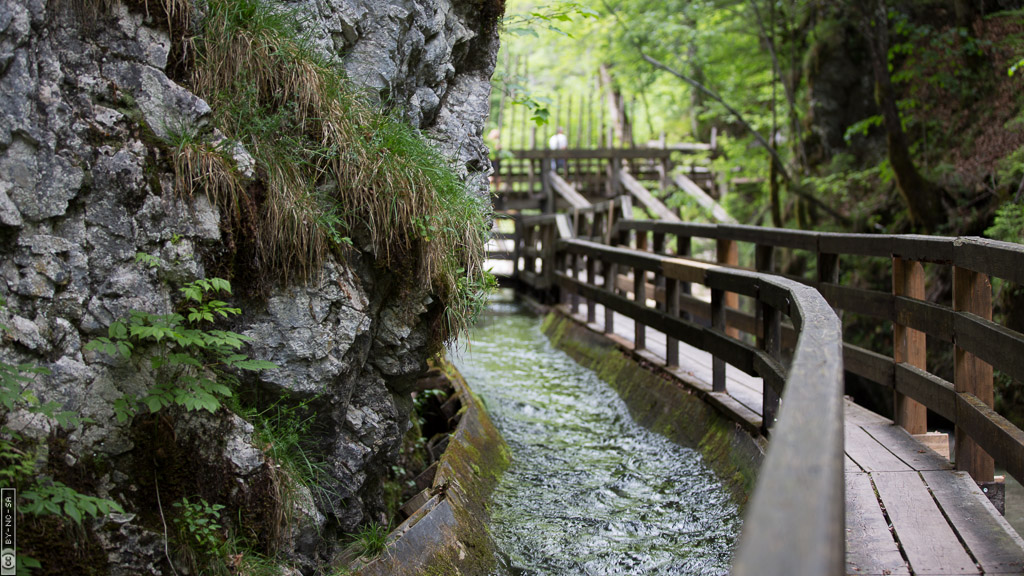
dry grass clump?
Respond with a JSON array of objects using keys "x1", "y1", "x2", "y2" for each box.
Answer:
[{"x1": 181, "y1": 0, "x2": 491, "y2": 341}]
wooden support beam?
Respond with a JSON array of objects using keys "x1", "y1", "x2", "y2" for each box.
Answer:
[
  {"x1": 894, "y1": 257, "x2": 928, "y2": 435},
  {"x1": 586, "y1": 255, "x2": 596, "y2": 324},
  {"x1": 549, "y1": 172, "x2": 592, "y2": 209},
  {"x1": 672, "y1": 173, "x2": 736, "y2": 223},
  {"x1": 604, "y1": 258, "x2": 616, "y2": 335},
  {"x1": 666, "y1": 277, "x2": 680, "y2": 367},
  {"x1": 761, "y1": 302, "x2": 782, "y2": 433},
  {"x1": 717, "y1": 238, "x2": 740, "y2": 338},
  {"x1": 619, "y1": 171, "x2": 681, "y2": 222},
  {"x1": 954, "y1": 266, "x2": 995, "y2": 482},
  {"x1": 712, "y1": 287, "x2": 727, "y2": 393},
  {"x1": 634, "y1": 268, "x2": 646, "y2": 350}
]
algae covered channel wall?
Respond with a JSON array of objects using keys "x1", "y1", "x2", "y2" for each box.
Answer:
[{"x1": 452, "y1": 297, "x2": 756, "y2": 575}]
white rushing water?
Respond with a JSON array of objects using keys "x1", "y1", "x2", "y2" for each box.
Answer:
[{"x1": 453, "y1": 300, "x2": 740, "y2": 576}]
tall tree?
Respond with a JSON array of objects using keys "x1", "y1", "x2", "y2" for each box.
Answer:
[{"x1": 853, "y1": 0, "x2": 946, "y2": 231}]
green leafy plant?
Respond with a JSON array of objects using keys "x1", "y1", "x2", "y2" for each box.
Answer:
[
  {"x1": 85, "y1": 254, "x2": 277, "y2": 420},
  {"x1": 20, "y1": 482, "x2": 122, "y2": 525},
  {"x1": 173, "y1": 496, "x2": 226, "y2": 557},
  {"x1": 0, "y1": 298, "x2": 124, "y2": 573},
  {"x1": 986, "y1": 202, "x2": 1024, "y2": 244}
]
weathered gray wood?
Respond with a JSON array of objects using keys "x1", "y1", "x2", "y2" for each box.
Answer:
[
  {"x1": 923, "y1": 470, "x2": 1024, "y2": 574},
  {"x1": 513, "y1": 148, "x2": 676, "y2": 160},
  {"x1": 844, "y1": 344, "x2": 895, "y2": 388},
  {"x1": 618, "y1": 171, "x2": 681, "y2": 222},
  {"x1": 732, "y1": 273, "x2": 845, "y2": 576},
  {"x1": 548, "y1": 172, "x2": 592, "y2": 209},
  {"x1": 954, "y1": 236, "x2": 1024, "y2": 285},
  {"x1": 956, "y1": 392, "x2": 1024, "y2": 486},
  {"x1": 817, "y1": 232, "x2": 894, "y2": 257},
  {"x1": 845, "y1": 425, "x2": 912, "y2": 472},
  {"x1": 860, "y1": 423, "x2": 952, "y2": 471},
  {"x1": 616, "y1": 219, "x2": 725, "y2": 239},
  {"x1": 818, "y1": 283, "x2": 894, "y2": 319},
  {"x1": 895, "y1": 363, "x2": 957, "y2": 422},
  {"x1": 719, "y1": 224, "x2": 818, "y2": 251},
  {"x1": 872, "y1": 471, "x2": 978, "y2": 575},
  {"x1": 954, "y1": 311, "x2": 1024, "y2": 387},
  {"x1": 891, "y1": 234, "x2": 956, "y2": 264},
  {"x1": 671, "y1": 173, "x2": 736, "y2": 223},
  {"x1": 894, "y1": 295, "x2": 955, "y2": 342},
  {"x1": 846, "y1": 472, "x2": 910, "y2": 576}
]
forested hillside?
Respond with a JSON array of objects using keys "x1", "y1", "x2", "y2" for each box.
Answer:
[{"x1": 490, "y1": 0, "x2": 1024, "y2": 419}]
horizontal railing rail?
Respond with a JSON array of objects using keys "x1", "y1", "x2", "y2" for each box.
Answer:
[
  {"x1": 614, "y1": 218, "x2": 1024, "y2": 486},
  {"x1": 554, "y1": 237, "x2": 845, "y2": 576}
]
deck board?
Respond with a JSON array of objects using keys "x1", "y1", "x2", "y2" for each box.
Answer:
[
  {"x1": 846, "y1": 472, "x2": 910, "y2": 576},
  {"x1": 873, "y1": 470, "x2": 979, "y2": 575},
  {"x1": 860, "y1": 423, "x2": 952, "y2": 472},
  {"x1": 551, "y1": 303, "x2": 1024, "y2": 575},
  {"x1": 846, "y1": 425, "x2": 913, "y2": 473},
  {"x1": 923, "y1": 470, "x2": 1024, "y2": 574}
]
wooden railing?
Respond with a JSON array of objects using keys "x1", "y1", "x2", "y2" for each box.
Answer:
[
  {"x1": 515, "y1": 213, "x2": 573, "y2": 291},
  {"x1": 550, "y1": 235, "x2": 846, "y2": 575},
  {"x1": 614, "y1": 218, "x2": 1024, "y2": 487},
  {"x1": 508, "y1": 209, "x2": 1024, "y2": 574}
]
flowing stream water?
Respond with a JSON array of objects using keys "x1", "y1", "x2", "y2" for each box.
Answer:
[{"x1": 452, "y1": 299, "x2": 741, "y2": 576}]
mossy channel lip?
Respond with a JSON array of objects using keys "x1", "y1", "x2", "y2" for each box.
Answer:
[
  {"x1": 352, "y1": 361, "x2": 510, "y2": 576},
  {"x1": 539, "y1": 305, "x2": 764, "y2": 507}
]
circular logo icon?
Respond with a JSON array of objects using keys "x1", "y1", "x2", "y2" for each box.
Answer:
[{"x1": 0, "y1": 551, "x2": 14, "y2": 570}]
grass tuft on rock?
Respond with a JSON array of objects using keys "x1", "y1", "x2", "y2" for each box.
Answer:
[{"x1": 179, "y1": 0, "x2": 491, "y2": 342}]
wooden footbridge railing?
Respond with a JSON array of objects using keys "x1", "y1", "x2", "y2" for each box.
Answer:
[
  {"x1": 612, "y1": 219, "x2": 1024, "y2": 487},
  {"x1": 497, "y1": 201, "x2": 1024, "y2": 575}
]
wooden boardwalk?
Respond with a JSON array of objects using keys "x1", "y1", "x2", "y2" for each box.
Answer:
[{"x1": 560, "y1": 304, "x2": 1024, "y2": 576}]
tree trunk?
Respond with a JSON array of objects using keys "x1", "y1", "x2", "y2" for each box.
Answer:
[
  {"x1": 859, "y1": 0, "x2": 945, "y2": 232},
  {"x1": 954, "y1": 0, "x2": 976, "y2": 30},
  {"x1": 599, "y1": 63, "x2": 627, "y2": 147}
]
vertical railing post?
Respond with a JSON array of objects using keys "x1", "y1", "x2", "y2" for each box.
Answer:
[
  {"x1": 761, "y1": 300, "x2": 782, "y2": 433},
  {"x1": 717, "y1": 238, "x2": 740, "y2": 338},
  {"x1": 666, "y1": 277, "x2": 680, "y2": 367},
  {"x1": 542, "y1": 155, "x2": 554, "y2": 213},
  {"x1": 512, "y1": 216, "x2": 522, "y2": 281},
  {"x1": 524, "y1": 225, "x2": 537, "y2": 281},
  {"x1": 893, "y1": 257, "x2": 928, "y2": 434},
  {"x1": 634, "y1": 265, "x2": 646, "y2": 350},
  {"x1": 755, "y1": 244, "x2": 774, "y2": 346},
  {"x1": 586, "y1": 254, "x2": 597, "y2": 324},
  {"x1": 953, "y1": 266, "x2": 995, "y2": 482},
  {"x1": 604, "y1": 258, "x2": 616, "y2": 335},
  {"x1": 711, "y1": 287, "x2": 727, "y2": 393},
  {"x1": 653, "y1": 232, "x2": 667, "y2": 312},
  {"x1": 678, "y1": 234, "x2": 693, "y2": 320},
  {"x1": 544, "y1": 220, "x2": 555, "y2": 293},
  {"x1": 569, "y1": 249, "x2": 580, "y2": 314}
]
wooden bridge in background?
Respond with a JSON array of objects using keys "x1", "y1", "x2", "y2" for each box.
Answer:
[
  {"x1": 491, "y1": 140, "x2": 735, "y2": 222},
  {"x1": 485, "y1": 174, "x2": 1024, "y2": 574}
]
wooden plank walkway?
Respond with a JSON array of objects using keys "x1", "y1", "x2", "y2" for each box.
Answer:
[{"x1": 558, "y1": 304, "x2": 1024, "y2": 575}]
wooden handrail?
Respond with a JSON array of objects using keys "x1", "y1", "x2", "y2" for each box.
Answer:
[
  {"x1": 555, "y1": 238, "x2": 846, "y2": 576},
  {"x1": 614, "y1": 218, "x2": 1024, "y2": 485}
]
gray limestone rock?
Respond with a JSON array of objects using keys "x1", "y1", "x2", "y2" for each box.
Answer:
[{"x1": 0, "y1": 0, "x2": 499, "y2": 568}]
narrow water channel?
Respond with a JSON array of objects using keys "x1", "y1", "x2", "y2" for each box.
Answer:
[{"x1": 452, "y1": 299, "x2": 741, "y2": 576}]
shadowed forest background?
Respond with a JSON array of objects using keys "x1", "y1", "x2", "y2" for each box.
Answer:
[{"x1": 488, "y1": 0, "x2": 1024, "y2": 425}]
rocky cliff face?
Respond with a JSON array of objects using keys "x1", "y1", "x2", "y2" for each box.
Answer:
[{"x1": 0, "y1": 0, "x2": 498, "y2": 573}]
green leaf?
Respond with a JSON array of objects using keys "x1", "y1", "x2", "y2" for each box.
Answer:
[
  {"x1": 63, "y1": 502, "x2": 82, "y2": 524},
  {"x1": 143, "y1": 395, "x2": 165, "y2": 413}
]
